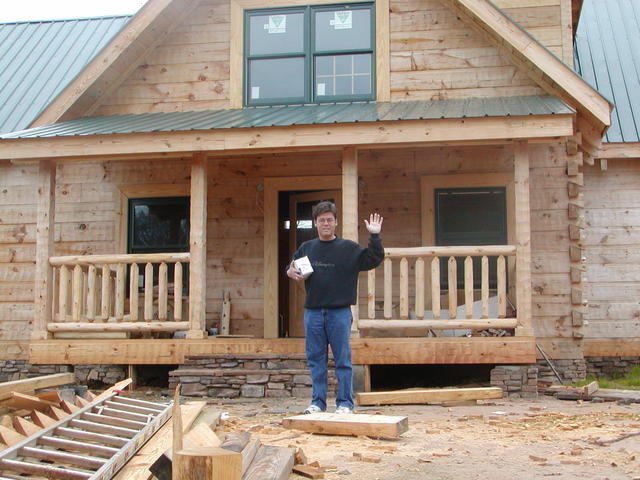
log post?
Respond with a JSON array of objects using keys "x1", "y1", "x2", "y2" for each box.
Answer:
[
  {"x1": 188, "y1": 152, "x2": 208, "y2": 339},
  {"x1": 514, "y1": 141, "x2": 533, "y2": 336},
  {"x1": 342, "y1": 147, "x2": 359, "y2": 332},
  {"x1": 33, "y1": 160, "x2": 55, "y2": 339},
  {"x1": 173, "y1": 448, "x2": 241, "y2": 480}
]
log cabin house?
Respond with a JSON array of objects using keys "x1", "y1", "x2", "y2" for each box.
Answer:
[{"x1": 0, "y1": 0, "x2": 637, "y2": 395}]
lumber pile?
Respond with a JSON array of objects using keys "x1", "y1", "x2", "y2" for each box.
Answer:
[
  {"x1": 282, "y1": 412, "x2": 409, "y2": 438},
  {"x1": 356, "y1": 386, "x2": 503, "y2": 406}
]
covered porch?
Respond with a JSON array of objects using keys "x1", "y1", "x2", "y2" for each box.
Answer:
[{"x1": 9, "y1": 99, "x2": 575, "y2": 366}]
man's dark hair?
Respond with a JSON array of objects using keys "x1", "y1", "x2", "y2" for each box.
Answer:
[{"x1": 312, "y1": 201, "x2": 338, "y2": 221}]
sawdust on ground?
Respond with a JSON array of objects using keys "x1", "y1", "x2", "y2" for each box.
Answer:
[{"x1": 203, "y1": 395, "x2": 640, "y2": 480}]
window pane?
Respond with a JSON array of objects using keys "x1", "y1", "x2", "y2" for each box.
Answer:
[
  {"x1": 129, "y1": 198, "x2": 189, "y2": 251},
  {"x1": 249, "y1": 12, "x2": 304, "y2": 55},
  {"x1": 314, "y1": 7, "x2": 371, "y2": 51},
  {"x1": 249, "y1": 57, "x2": 305, "y2": 101},
  {"x1": 315, "y1": 53, "x2": 371, "y2": 98}
]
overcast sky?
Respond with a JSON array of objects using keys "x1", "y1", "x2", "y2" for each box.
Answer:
[{"x1": 0, "y1": 0, "x2": 148, "y2": 23}]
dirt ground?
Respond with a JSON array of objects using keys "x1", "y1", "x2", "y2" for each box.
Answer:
[{"x1": 197, "y1": 395, "x2": 640, "y2": 480}]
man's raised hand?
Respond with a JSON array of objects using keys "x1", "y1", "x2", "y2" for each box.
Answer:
[{"x1": 364, "y1": 212, "x2": 383, "y2": 234}]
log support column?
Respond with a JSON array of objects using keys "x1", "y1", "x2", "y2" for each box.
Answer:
[
  {"x1": 188, "y1": 153, "x2": 208, "y2": 339},
  {"x1": 33, "y1": 160, "x2": 56, "y2": 340},
  {"x1": 342, "y1": 147, "x2": 359, "y2": 333},
  {"x1": 514, "y1": 142, "x2": 533, "y2": 336}
]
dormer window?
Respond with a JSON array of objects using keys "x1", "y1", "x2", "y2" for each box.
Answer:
[{"x1": 244, "y1": 3, "x2": 375, "y2": 106}]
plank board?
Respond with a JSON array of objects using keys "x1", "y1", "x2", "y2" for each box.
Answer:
[
  {"x1": 0, "y1": 373, "x2": 74, "y2": 401},
  {"x1": 356, "y1": 387, "x2": 503, "y2": 406},
  {"x1": 282, "y1": 413, "x2": 409, "y2": 438}
]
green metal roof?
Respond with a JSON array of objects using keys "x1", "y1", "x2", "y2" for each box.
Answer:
[
  {"x1": 0, "y1": 15, "x2": 131, "y2": 135},
  {"x1": 0, "y1": 96, "x2": 573, "y2": 139},
  {"x1": 575, "y1": 0, "x2": 640, "y2": 142}
]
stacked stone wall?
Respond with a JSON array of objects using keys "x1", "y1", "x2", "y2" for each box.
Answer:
[{"x1": 169, "y1": 354, "x2": 336, "y2": 399}]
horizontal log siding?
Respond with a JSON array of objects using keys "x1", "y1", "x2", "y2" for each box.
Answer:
[{"x1": 584, "y1": 159, "x2": 640, "y2": 339}]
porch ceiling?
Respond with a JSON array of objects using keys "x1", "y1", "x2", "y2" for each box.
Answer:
[{"x1": 0, "y1": 97, "x2": 575, "y2": 160}]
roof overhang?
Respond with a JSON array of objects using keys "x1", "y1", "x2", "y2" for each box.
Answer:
[
  {"x1": 1, "y1": 114, "x2": 574, "y2": 161},
  {"x1": 596, "y1": 142, "x2": 640, "y2": 160}
]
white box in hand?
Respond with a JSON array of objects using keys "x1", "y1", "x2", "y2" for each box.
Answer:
[{"x1": 294, "y1": 256, "x2": 314, "y2": 277}]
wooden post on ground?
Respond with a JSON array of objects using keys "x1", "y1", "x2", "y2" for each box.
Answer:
[
  {"x1": 514, "y1": 141, "x2": 533, "y2": 336},
  {"x1": 188, "y1": 152, "x2": 208, "y2": 339},
  {"x1": 342, "y1": 147, "x2": 359, "y2": 333},
  {"x1": 33, "y1": 160, "x2": 56, "y2": 340}
]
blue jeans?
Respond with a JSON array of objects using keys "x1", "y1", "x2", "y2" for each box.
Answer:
[{"x1": 303, "y1": 307, "x2": 354, "y2": 411}]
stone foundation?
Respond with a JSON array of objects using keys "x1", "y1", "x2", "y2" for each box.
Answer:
[
  {"x1": 169, "y1": 354, "x2": 336, "y2": 399},
  {"x1": 74, "y1": 365, "x2": 127, "y2": 387},
  {"x1": 536, "y1": 358, "x2": 587, "y2": 384},
  {"x1": 0, "y1": 360, "x2": 71, "y2": 383},
  {"x1": 586, "y1": 357, "x2": 640, "y2": 378},
  {"x1": 490, "y1": 365, "x2": 539, "y2": 398}
]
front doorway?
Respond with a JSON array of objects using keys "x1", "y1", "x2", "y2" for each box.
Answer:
[{"x1": 283, "y1": 190, "x2": 341, "y2": 337}]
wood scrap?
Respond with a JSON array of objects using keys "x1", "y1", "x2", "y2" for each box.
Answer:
[
  {"x1": 0, "y1": 392, "x2": 58, "y2": 412},
  {"x1": 174, "y1": 446, "x2": 242, "y2": 480},
  {"x1": 59, "y1": 399, "x2": 80, "y2": 414},
  {"x1": 220, "y1": 290, "x2": 231, "y2": 335},
  {"x1": 29, "y1": 410, "x2": 57, "y2": 428},
  {"x1": 75, "y1": 395, "x2": 90, "y2": 407},
  {"x1": 35, "y1": 390, "x2": 63, "y2": 404},
  {"x1": 12, "y1": 416, "x2": 40, "y2": 436},
  {"x1": 0, "y1": 425, "x2": 25, "y2": 447},
  {"x1": 293, "y1": 464, "x2": 325, "y2": 478},
  {"x1": 0, "y1": 373, "x2": 75, "y2": 401},
  {"x1": 356, "y1": 387, "x2": 502, "y2": 406},
  {"x1": 548, "y1": 381, "x2": 600, "y2": 400},
  {"x1": 283, "y1": 413, "x2": 409, "y2": 438},
  {"x1": 591, "y1": 388, "x2": 640, "y2": 403},
  {"x1": 594, "y1": 431, "x2": 640, "y2": 445},
  {"x1": 243, "y1": 445, "x2": 294, "y2": 480},
  {"x1": 46, "y1": 405, "x2": 68, "y2": 421}
]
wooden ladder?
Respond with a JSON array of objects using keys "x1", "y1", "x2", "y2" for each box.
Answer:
[{"x1": 0, "y1": 391, "x2": 171, "y2": 480}]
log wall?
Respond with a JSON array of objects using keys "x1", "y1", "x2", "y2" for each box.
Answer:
[
  {"x1": 93, "y1": 0, "x2": 564, "y2": 115},
  {"x1": 583, "y1": 159, "x2": 640, "y2": 339}
]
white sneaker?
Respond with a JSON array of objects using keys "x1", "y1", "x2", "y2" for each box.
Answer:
[
  {"x1": 304, "y1": 404, "x2": 323, "y2": 414},
  {"x1": 335, "y1": 405, "x2": 353, "y2": 414}
]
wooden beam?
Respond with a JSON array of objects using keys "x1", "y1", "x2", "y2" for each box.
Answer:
[
  {"x1": 188, "y1": 153, "x2": 208, "y2": 339},
  {"x1": 356, "y1": 387, "x2": 503, "y2": 406},
  {"x1": 283, "y1": 413, "x2": 408, "y2": 437},
  {"x1": 27, "y1": 337, "x2": 536, "y2": 365},
  {"x1": 596, "y1": 142, "x2": 640, "y2": 159},
  {"x1": 242, "y1": 445, "x2": 294, "y2": 480},
  {"x1": 358, "y1": 318, "x2": 517, "y2": 331},
  {"x1": 342, "y1": 147, "x2": 359, "y2": 331},
  {"x1": 47, "y1": 321, "x2": 190, "y2": 332},
  {"x1": 173, "y1": 447, "x2": 242, "y2": 480},
  {"x1": 0, "y1": 373, "x2": 74, "y2": 401},
  {"x1": 584, "y1": 338, "x2": 640, "y2": 357},
  {"x1": 513, "y1": 142, "x2": 533, "y2": 336},
  {"x1": 2, "y1": 115, "x2": 575, "y2": 161},
  {"x1": 32, "y1": 160, "x2": 55, "y2": 340},
  {"x1": 31, "y1": 0, "x2": 203, "y2": 126},
  {"x1": 2, "y1": 392, "x2": 58, "y2": 412},
  {"x1": 441, "y1": 0, "x2": 611, "y2": 132}
]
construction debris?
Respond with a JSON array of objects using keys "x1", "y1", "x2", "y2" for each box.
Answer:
[{"x1": 0, "y1": 373, "x2": 75, "y2": 402}]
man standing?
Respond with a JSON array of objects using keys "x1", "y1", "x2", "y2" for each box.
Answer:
[{"x1": 287, "y1": 201, "x2": 384, "y2": 414}]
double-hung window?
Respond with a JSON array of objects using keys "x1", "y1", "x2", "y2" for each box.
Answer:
[{"x1": 245, "y1": 3, "x2": 375, "y2": 106}]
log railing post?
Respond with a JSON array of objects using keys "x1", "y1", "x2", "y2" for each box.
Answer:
[
  {"x1": 188, "y1": 152, "x2": 208, "y2": 338},
  {"x1": 33, "y1": 160, "x2": 56, "y2": 339}
]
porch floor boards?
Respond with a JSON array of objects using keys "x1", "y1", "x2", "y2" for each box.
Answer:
[{"x1": 28, "y1": 337, "x2": 536, "y2": 365}]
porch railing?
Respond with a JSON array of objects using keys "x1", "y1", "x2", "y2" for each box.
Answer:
[
  {"x1": 358, "y1": 245, "x2": 518, "y2": 333},
  {"x1": 48, "y1": 253, "x2": 190, "y2": 333}
]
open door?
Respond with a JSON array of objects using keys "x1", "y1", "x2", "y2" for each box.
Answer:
[{"x1": 287, "y1": 190, "x2": 341, "y2": 337}]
